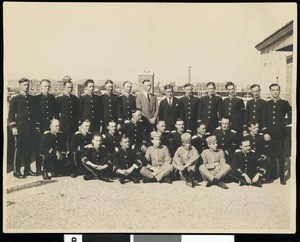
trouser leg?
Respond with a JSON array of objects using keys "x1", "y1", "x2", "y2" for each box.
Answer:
[
  {"x1": 139, "y1": 166, "x2": 155, "y2": 179},
  {"x1": 199, "y1": 165, "x2": 215, "y2": 181},
  {"x1": 214, "y1": 164, "x2": 231, "y2": 181},
  {"x1": 155, "y1": 163, "x2": 173, "y2": 182},
  {"x1": 276, "y1": 138, "x2": 286, "y2": 182}
]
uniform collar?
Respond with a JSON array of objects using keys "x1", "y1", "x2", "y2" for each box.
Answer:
[
  {"x1": 249, "y1": 131, "x2": 256, "y2": 137},
  {"x1": 222, "y1": 129, "x2": 229, "y2": 133},
  {"x1": 121, "y1": 146, "x2": 127, "y2": 151},
  {"x1": 197, "y1": 133, "x2": 204, "y2": 138},
  {"x1": 93, "y1": 146, "x2": 99, "y2": 151},
  {"x1": 104, "y1": 91, "x2": 113, "y2": 96},
  {"x1": 208, "y1": 94, "x2": 215, "y2": 98},
  {"x1": 272, "y1": 97, "x2": 281, "y2": 102},
  {"x1": 131, "y1": 118, "x2": 137, "y2": 125},
  {"x1": 209, "y1": 148, "x2": 217, "y2": 153},
  {"x1": 108, "y1": 131, "x2": 115, "y2": 137},
  {"x1": 42, "y1": 91, "x2": 48, "y2": 96},
  {"x1": 177, "y1": 130, "x2": 184, "y2": 135},
  {"x1": 254, "y1": 96, "x2": 261, "y2": 101},
  {"x1": 80, "y1": 130, "x2": 87, "y2": 136},
  {"x1": 122, "y1": 91, "x2": 131, "y2": 97},
  {"x1": 153, "y1": 145, "x2": 161, "y2": 149},
  {"x1": 20, "y1": 91, "x2": 28, "y2": 96},
  {"x1": 85, "y1": 91, "x2": 93, "y2": 96},
  {"x1": 50, "y1": 130, "x2": 57, "y2": 136},
  {"x1": 229, "y1": 94, "x2": 236, "y2": 99},
  {"x1": 64, "y1": 92, "x2": 71, "y2": 97},
  {"x1": 185, "y1": 94, "x2": 193, "y2": 99}
]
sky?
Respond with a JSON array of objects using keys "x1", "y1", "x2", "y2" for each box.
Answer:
[{"x1": 3, "y1": 3, "x2": 297, "y2": 87}]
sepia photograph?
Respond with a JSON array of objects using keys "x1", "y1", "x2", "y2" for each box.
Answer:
[{"x1": 2, "y1": 2, "x2": 297, "y2": 233}]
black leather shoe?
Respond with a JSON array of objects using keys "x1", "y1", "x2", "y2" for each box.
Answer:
[
  {"x1": 142, "y1": 178, "x2": 156, "y2": 183},
  {"x1": 43, "y1": 173, "x2": 51, "y2": 180},
  {"x1": 217, "y1": 181, "x2": 229, "y2": 189},
  {"x1": 36, "y1": 170, "x2": 43, "y2": 176},
  {"x1": 70, "y1": 173, "x2": 78, "y2": 178},
  {"x1": 253, "y1": 181, "x2": 263, "y2": 188},
  {"x1": 83, "y1": 175, "x2": 94, "y2": 181},
  {"x1": 119, "y1": 178, "x2": 126, "y2": 184},
  {"x1": 162, "y1": 177, "x2": 173, "y2": 184},
  {"x1": 133, "y1": 178, "x2": 141, "y2": 184},
  {"x1": 99, "y1": 176, "x2": 113, "y2": 182},
  {"x1": 24, "y1": 170, "x2": 38, "y2": 176},
  {"x1": 280, "y1": 180, "x2": 286, "y2": 185},
  {"x1": 13, "y1": 172, "x2": 26, "y2": 179},
  {"x1": 51, "y1": 172, "x2": 58, "y2": 178},
  {"x1": 186, "y1": 180, "x2": 195, "y2": 188}
]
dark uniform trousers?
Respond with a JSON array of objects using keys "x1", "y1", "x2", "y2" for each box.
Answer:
[
  {"x1": 230, "y1": 149, "x2": 267, "y2": 184},
  {"x1": 262, "y1": 99, "x2": 292, "y2": 181},
  {"x1": 158, "y1": 97, "x2": 184, "y2": 132},
  {"x1": 81, "y1": 146, "x2": 112, "y2": 178},
  {"x1": 199, "y1": 95, "x2": 223, "y2": 133},
  {"x1": 8, "y1": 93, "x2": 38, "y2": 174},
  {"x1": 112, "y1": 146, "x2": 144, "y2": 181},
  {"x1": 102, "y1": 93, "x2": 123, "y2": 130},
  {"x1": 222, "y1": 96, "x2": 245, "y2": 138},
  {"x1": 119, "y1": 94, "x2": 136, "y2": 123},
  {"x1": 78, "y1": 93, "x2": 102, "y2": 133},
  {"x1": 69, "y1": 131, "x2": 93, "y2": 174},
  {"x1": 243, "y1": 98, "x2": 266, "y2": 132},
  {"x1": 180, "y1": 95, "x2": 201, "y2": 134},
  {"x1": 56, "y1": 93, "x2": 79, "y2": 148},
  {"x1": 40, "y1": 131, "x2": 69, "y2": 175}
]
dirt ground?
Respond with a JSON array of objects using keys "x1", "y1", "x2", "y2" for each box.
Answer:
[{"x1": 4, "y1": 169, "x2": 294, "y2": 233}]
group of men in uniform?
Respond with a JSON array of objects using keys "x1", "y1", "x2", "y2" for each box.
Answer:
[{"x1": 8, "y1": 76, "x2": 292, "y2": 187}]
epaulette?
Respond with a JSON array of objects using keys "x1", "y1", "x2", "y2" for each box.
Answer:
[
  {"x1": 139, "y1": 120, "x2": 143, "y2": 123},
  {"x1": 87, "y1": 131, "x2": 92, "y2": 134},
  {"x1": 115, "y1": 147, "x2": 119, "y2": 152},
  {"x1": 171, "y1": 130, "x2": 177, "y2": 133},
  {"x1": 58, "y1": 94, "x2": 63, "y2": 97},
  {"x1": 186, "y1": 129, "x2": 192, "y2": 133},
  {"x1": 101, "y1": 144, "x2": 106, "y2": 148},
  {"x1": 81, "y1": 93, "x2": 86, "y2": 96},
  {"x1": 231, "y1": 130, "x2": 236, "y2": 133},
  {"x1": 250, "y1": 149, "x2": 255, "y2": 153},
  {"x1": 205, "y1": 132, "x2": 210, "y2": 135},
  {"x1": 165, "y1": 130, "x2": 170, "y2": 133},
  {"x1": 102, "y1": 134, "x2": 106, "y2": 138},
  {"x1": 35, "y1": 93, "x2": 41, "y2": 96},
  {"x1": 11, "y1": 94, "x2": 20, "y2": 98},
  {"x1": 259, "y1": 133, "x2": 263, "y2": 136},
  {"x1": 235, "y1": 149, "x2": 242, "y2": 153},
  {"x1": 44, "y1": 130, "x2": 50, "y2": 134},
  {"x1": 124, "y1": 120, "x2": 130, "y2": 123},
  {"x1": 192, "y1": 135, "x2": 198, "y2": 139},
  {"x1": 216, "y1": 127, "x2": 221, "y2": 130},
  {"x1": 85, "y1": 144, "x2": 93, "y2": 148},
  {"x1": 75, "y1": 131, "x2": 81, "y2": 135},
  {"x1": 58, "y1": 131, "x2": 63, "y2": 133}
]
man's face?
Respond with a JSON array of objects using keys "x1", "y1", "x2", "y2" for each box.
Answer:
[
  {"x1": 165, "y1": 88, "x2": 173, "y2": 99},
  {"x1": 86, "y1": 82, "x2": 94, "y2": 93},
  {"x1": 132, "y1": 110, "x2": 142, "y2": 122},
  {"x1": 185, "y1": 86, "x2": 193, "y2": 96},
  {"x1": 19, "y1": 81, "x2": 29, "y2": 93},
  {"x1": 50, "y1": 120, "x2": 60, "y2": 133},
  {"x1": 143, "y1": 81, "x2": 151, "y2": 92},
  {"x1": 81, "y1": 121, "x2": 90, "y2": 133},
  {"x1": 207, "y1": 84, "x2": 215, "y2": 95},
  {"x1": 41, "y1": 81, "x2": 51, "y2": 93},
  {"x1": 156, "y1": 121, "x2": 166, "y2": 133},
  {"x1": 270, "y1": 86, "x2": 280, "y2": 98},
  {"x1": 120, "y1": 137, "x2": 130, "y2": 149},
  {"x1": 248, "y1": 123, "x2": 259, "y2": 135},
  {"x1": 105, "y1": 83, "x2": 114, "y2": 93},
  {"x1": 251, "y1": 86, "x2": 261, "y2": 99},
  {"x1": 227, "y1": 84, "x2": 236, "y2": 96},
  {"x1": 182, "y1": 140, "x2": 191, "y2": 150},
  {"x1": 241, "y1": 140, "x2": 251, "y2": 153},
  {"x1": 152, "y1": 137, "x2": 161, "y2": 147},
  {"x1": 197, "y1": 124, "x2": 206, "y2": 136},
  {"x1": 92, "y1": 136, "x2": 102, "y2": 148},
  {"x1": 221, "y1": 118, "x2": 230, "y2": 131},
  {"x1": 175, "y1": 121, "x2": 185, "y2": 132},
  {"x1": 107, "y1": 122, "x2": 117, "y2": 134},
  {"x1": 123, "y1": 82, "x2": 132, "y2": 94},
  {"x1": 64, "y1": 83, "x2": 73, "y2": 94},
  {"x1": 208, "y1": 141, "x2": 218, "y2": 151}
]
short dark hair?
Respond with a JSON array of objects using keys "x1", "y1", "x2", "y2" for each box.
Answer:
[
  {"x1": 197, "y1": 122, "x2": 206, "y2": 129},
  {"x1": 40, "y1": 79, "x2": 51, "y2": 84},
  {"x1": 183, "y1": 83, "x2": 192, "y2": 88},
  {"x1": 240, "y1": 138, "x2": 251, "y2": 146},
  {"x1": 247, "y1": 121, "x2": 259, "y2": 128},
  {"x1": 120, "y1": 134, "x2": 130, "y2": 142},
  {"x1": 164, "y1": 84, "x2": 174, "y2": 90},
  {"x1": 142, "y1": 79, "x2": 151, "y2": 84},
  {"x1": 63, "y1": 80, "x2": 73, "y2": 86},
  {"x1": 85, "y1": 79, "x2": 94, "y2": 86},
  {"x1": 105, "y1": 79, "x2": 114, "y2": 85},
  {"x1": 18, "y1": 78, "x2": 29, "y2": 84},
  {"x1": 131, "y1": 108, "x2": 141, "y2": 115},
  {"x1": 206, "y1": 82, "x2": 216, "y2": 88},
  {"x1": 156, "y1": 120, "x2": 166, "y2": 127},
  {"x1": 221, "y1": 116, "x2": 231, "y2": 122},
  {"x1": 175, "y1": 118, "x2": 184, "y2": 124},
  {"x1": 107, "y1": 120, "x2": 117, "y2": 126},
  {"x1": 250, "y1": 84, "x2": 260, "y2": 90},
  {"x1": 82, "y1": 119, "x2": 90, "y2": 123},
  {"x1": 92, "y1": 132, "x2": 102, "y2": 139},
  {"x1": 225, "y1": 82, "x2": 235, "y2": 89},
  {"x1": 269, "y1": 83, "x2": 280, "y2": 90},
  {"x1": 123, "y1": 81, "x2": 132, "y2": 86}
]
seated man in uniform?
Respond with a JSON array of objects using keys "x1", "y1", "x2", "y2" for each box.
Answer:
[
  {"x1": 199, "y1": 135, "x2": 231, "y2": 189},
  {"x1": 112, "y1": 134, "x2": 145, "y2": 184},
  {"x1": 230, "y1": 139, "x2": 267, "y2": 187},
  {"x1": 69, "y1": 119, "x2": 93, "y2": 178},
  {"x1": 147, "y1": 120, "x2": 172, "y2": 147},
  {"x1": 81, "y1": 132, "x2": 113, "y2": 182},
  {"x1": 173, "y1": 133, "x2": 200, "y2": 188},
  {"x1": 141, "y1": 132, "x2": 173, "y2": 183},
  {"x1": 170, "y1": 119, "x2": 187, "y2": 156},
  {"x1": 102, "y1": 120, "x2": 121, "y2": 155},
  {"x1": 40, "y1": 119, "x2": 69, "y2": 180}
]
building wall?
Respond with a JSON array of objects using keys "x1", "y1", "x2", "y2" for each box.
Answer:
[{"x1": 286, "y1": 55, "x2": 293, "y2": 104}]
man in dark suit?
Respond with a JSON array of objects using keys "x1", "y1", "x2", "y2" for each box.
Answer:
[
  {"x1": 243, "y1": 84, "x2": 266, "y2": 136},
  {"x1": 56, "y1": 76, "x2": 79, "y2": 148},
  {"x1": 199, "y1": 82, "x2": 223, "y2": 133},
  {"x1": 158, "y1": 84, "x2": 184, "y2": 132},
  {"x1": 222, "y1": 82, "x2": 245, "y2": 137},
  {"x1": 120, "y1": 81, "x2": 136, "y2": 123},
  {"x1": 136, "y1": 79, "x2": 159, "y2": 136},
  {"x1": 180, "y1": 83, "x2": 201, "y2": 134},
  {"x1": 101, "y1": 80, "x2": 123, "y2": 130},
  {"x1": 262, "y1": 83, "x2": 292, "y2": 184},
  {"x1": 8, "y1": 78, "x2": 39, "y2": 178},
  {"x1": 78, "y1": 79, "x2": 102, "y2": 132}
]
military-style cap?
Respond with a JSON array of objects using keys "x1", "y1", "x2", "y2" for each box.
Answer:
[
  {"x1": 206, "y1": 135, "x2": 217, "y2": 144},
  {"x1": 62, "y1": 75, "x2": 72, "y2": 81},
  {"x1": 151, "y1": 131, "x2": 162, "y2": 139},
  {"x1": 181, "y1": 133, "x2": 191, "y2": 142}
]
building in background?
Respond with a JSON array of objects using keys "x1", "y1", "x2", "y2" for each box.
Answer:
[
  {"x1": 255, "y1": 20, "x2": 293, "y2": 102},
  {"x1": 138, "y1": 71, "x2": 155, "y2": 94}
]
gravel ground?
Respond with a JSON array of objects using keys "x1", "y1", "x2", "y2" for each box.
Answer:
[{"x1": 4, "y1": 171, "x2": 294, "y2": 233}]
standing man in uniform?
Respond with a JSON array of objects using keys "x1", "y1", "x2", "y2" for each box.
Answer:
[
  {"x1": 101, "y1": 80, "x2": 123, "y2": 131},
  {"x1": 136, "y1": 79, "x2": 159, "y2": 136},
  {"x1": 222, "y1": 82, "x2": 245, "y2": 137},
  {"x1": 243, "y1": 84, "x2": 266, "y2": 135},
  {"x1": 120, "y1": 81, "x2": 136, "y2": 123},
  {"x1": 78, "y1": 79, "x2": 102, "y2": 132},
  {"x1": 56, "y1": 76, "x2": 78, "y2": 148},
  {"x1": 262, "y1": 83, "x2": 292, "y2": 185},
  {"x1": 8, "y1": 78, "x2": 39, "y2": 178},
  {"x1": 199, "y1": 82, "x2": 223, "y2": 133},
  {"x1": 158, "y1": 84, "x2": 184, "y2": 132},
  {"x1": 180, "y1": 83, "x2": 201, "y2": 134}
]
